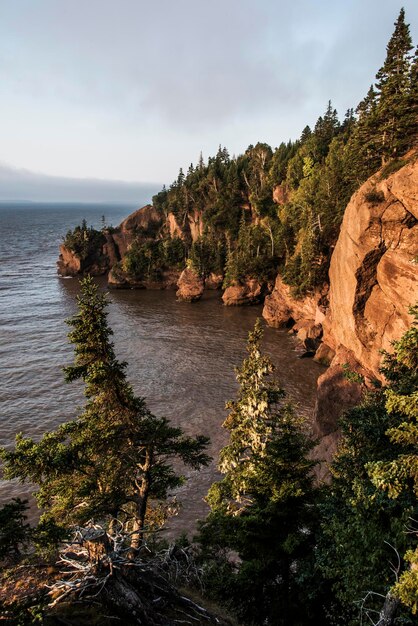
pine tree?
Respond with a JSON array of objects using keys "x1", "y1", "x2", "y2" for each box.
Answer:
[
  {"x1": 367, "y1": 306, "x2": 418, "y2": 615},
  {"x1": 199, "y1": 320, "x2": 321, "y2": 625},
  {"x1": 408, "y1": 46, "x2": 418, "y2": 148},
  {"x1": 318, "y1": 308, "x2": 418, "y2": 623},
  {"x1": 1, "y1": 277, "x2": 210, "y2": 545},
  {"x1": 375, "y1": 8, "x2": 414, "y2": 161}
]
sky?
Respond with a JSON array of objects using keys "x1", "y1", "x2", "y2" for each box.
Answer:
[{"x1": 0, "y1": 0, "x2": 417, "y2": 201}]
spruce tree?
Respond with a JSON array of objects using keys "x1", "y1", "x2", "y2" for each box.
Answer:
[
  {"x1": 1, "y1": 277, "x2": 210, "y2": 544},
  {"x1": 199, "y1": 320, "x2": 321, "y2": 625},
  {"x1": 408, "y1": 46, "x2": 418, "y2": 148},
  {"x1": 367, "y1": 306, "x2": 418, "y2": 615},
  {"x1": 318, "y1": 308, "x2": 418, "y2": 624},
  {"x1": 375, "y1": 8, "x2": 414, "y2": 161}
]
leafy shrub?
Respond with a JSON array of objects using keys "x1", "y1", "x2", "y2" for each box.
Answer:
[{"x1": 364, "y1": 189, "x2": 385, "y2": 203}]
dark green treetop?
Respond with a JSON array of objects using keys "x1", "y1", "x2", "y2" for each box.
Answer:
[
  {"x1": 200, "y1": 320, "x2": 322, "y2": 625},
  {"x1": 1, "y1": 277, "x2": 210, "y2": 544}
]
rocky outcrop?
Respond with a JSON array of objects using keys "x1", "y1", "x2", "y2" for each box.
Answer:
[
  {"x1": 57, "y1": 236, "x2": 112, "y2": 277},
  {"x1": 111, "y1": 204, "x2": 162, "y2": 258},
  {"x1": 176, "y1": 268, "x2": 204, "y2": 302},
  {"x1": 222, "y1": 279, "x2": 268, "y2": 306},
  {"x1": 57, "y1": 205, "x2": 162, "y2": 279},
  {"x1": 57, "y1": 244, "x2": 83, "y2": 276},
  {"x1": 205, "y1": 272, "x2": 224, "y2": 290},
  {"x1": 108, "y1": 267, "x2": 180, "y2": 290},
  {"x1": 272, "y1": 183, "x2": 289, "y2": 205},
  {"x1": 324, "y1": 156, "x2": 418, "y2": 378},
  {"x1": 262, "y1": 275, "x2": 328, "y2": 355},
  {"x1": 311, "y1": 156, "x2": 418, "y2": 472},
  {"x1": 167, "y1": 209, "x2": 204, "y2": 244}
]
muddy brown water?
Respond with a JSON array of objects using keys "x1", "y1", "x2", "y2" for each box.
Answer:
[{"x1": 0, "y1": 204, "x2": 324, "y2": 538}]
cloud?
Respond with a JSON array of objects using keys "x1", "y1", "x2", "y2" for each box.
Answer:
[
  {"x1": 0, "y1": 162, "x2": 160, "y2": 203},
  {"x1": 0, "y1": 0, "x2": 417, "y2": 182}
]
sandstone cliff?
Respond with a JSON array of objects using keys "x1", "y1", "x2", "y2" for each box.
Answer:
[
  {"x1": 324, "y1": 158, "x2": 418, "y2": 376},
  {"x1": 262, "y1": 156, "x2": 418, "y2": 468}
]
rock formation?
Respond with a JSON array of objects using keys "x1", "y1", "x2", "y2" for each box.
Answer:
[
  {"x1": 262, "y1": 156, "x2": 418, "y2": 471},
  {"x1": 222, "y1": 279, "x2": 268, "y2": 306},
  {"x1": 176, "y1": 267, "x2": 204, "y2": 302},
  {"x1": 324, "y1": 158, "x2": 418, "y2": 376}
]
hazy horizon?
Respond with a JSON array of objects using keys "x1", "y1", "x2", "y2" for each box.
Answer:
[
  {"x1": 1, "y1": 1, "x2": 418, "y2": 201},
  {"x1": 0, "y1": 162, "x2": 160, "y2": 204}
]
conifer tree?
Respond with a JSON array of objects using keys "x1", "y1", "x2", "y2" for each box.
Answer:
[
  {"x1": 200, "y1": 320, "x2": 320, "y2": 625},
  {"x1": 319, "y1": 308, "x2": 418, "y2": 623},
  {"x1": 375, "y1": 8, "x2": 414, "y2": 161},
  {"x1": 1, "y1": 277, "x2": 210, "y2": 545},
  {"x1": 367, "y1": 306, "x2": 418, "y2": 615},
  {"x1": 408, "y1": 46, "x2": 418, "y2": 148}
]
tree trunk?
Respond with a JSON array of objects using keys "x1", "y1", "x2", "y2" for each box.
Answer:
[
  {"x1": 131, "y1": 446, "x2": 153, "y2": 550},
  {"x1": 376, "y1": 592, "x2": 400, "y2": 626},
  {"x1": 82, "y1": 528, "x2": 111, "y2": 573}
]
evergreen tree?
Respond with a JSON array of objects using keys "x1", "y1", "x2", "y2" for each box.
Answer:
[
  {"x1": 318, "y1": 394, "x2": 416, "y2": 625},
  {"x1": 0, "y1": 499, "x2": 31, "y2": 559},
  {"x1": 408, "y1": 46, "x2": 418, "y2": 148},
  {"x1": 318, "y1": 309, "x2": 418, "y2": 624},
  {"x1": 199, "y1": 320, "x2": 321, "y2": 625},
  {"x1": 367, "y1": 306, "x2": 418, "y2": 615},
  {"x1": 1, "y1": 277, "x2": 210, "y2": 545},
  {"x1": 375, "y1": 8, "x2": 414, "y2": 161}
]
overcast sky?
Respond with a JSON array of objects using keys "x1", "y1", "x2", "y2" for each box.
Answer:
[{"x1": 0, "y1": 0, "x2": 417, "y2": 200}]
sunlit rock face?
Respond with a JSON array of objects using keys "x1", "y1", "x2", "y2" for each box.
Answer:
[{"x1": 326, "y1": 156, "x2": 418, "y2": 377}]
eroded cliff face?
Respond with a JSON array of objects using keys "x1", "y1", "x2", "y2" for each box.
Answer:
[
  {"x1": 309, "y1": 158, "x2": 418, "y2": 464},
  {"x1": 57, "y1": 205, "x2": 205, "y2": 290},
  {"x1": 262, "y1": 156, "x2": 418, "y2": 471},
  {"x1": 324, "y1": 159, "x2": 418, "y2": 376}
]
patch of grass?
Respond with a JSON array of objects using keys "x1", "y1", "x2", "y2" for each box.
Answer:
[{"x1": 379, "y1": 158, "x2": 407, "y2": 180}]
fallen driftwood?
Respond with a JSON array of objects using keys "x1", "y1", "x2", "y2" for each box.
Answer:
[{"x1": 47, "y1": 524, "x2": 230, "y2": 625}]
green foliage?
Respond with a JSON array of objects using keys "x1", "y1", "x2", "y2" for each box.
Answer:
[
  {"x1": 367, "y1": 305, "x2": 418, "y2": 498},
  {"x1": 342, "y1": 363, "x2": 365, "y2": 384},
  {"x1": 379, "y1": 158, "x2": 408, "y2": 180},
  {"x1": 0, "y1": 498, "x2": 31, "y2": 559},
  {"x1": 318, "y1": 307, "x2": 418, "y2": 623},
  {"x1": 199, "y1": 320, "x2": 323, "y2": 625},
  {"x1": 374, "y1": 9, "x2": 415, "y2": 162},
  {"x1": 0, "y1": 277, "x2": 210, "y2": 541},
  {"x1": 63, "y1": 219, "x2": 105, "y2": 261},
  {"x1": 223, "y1": 217, "x2": 278, "y2": 286},
  {"x1": 364, "y1": 306, "x2": 418, "y2": 614},
  {"x1": 317, "y1": 393, "x2": 416, "y2": 623},
  {"x1": 122, "y1": 236, "x2": 186, "y2": 280},
  {"x1": 32, "y1": 516, "x2": 68, "y2": 559},
  {"x1": 188, "y1": 235, "x2": 225, "y2": 278}
]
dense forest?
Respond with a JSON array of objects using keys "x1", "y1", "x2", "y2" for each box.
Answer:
[
  {"x1": 86, "y1": 6, "x2": 418, "y2": 296},
  {"x1": 1, "y1": 8, "x2": 418, "y2": 626}
]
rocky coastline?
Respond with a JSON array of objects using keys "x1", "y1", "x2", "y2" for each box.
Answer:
[{"x1": 57, "y1": 156, "x2": 418, "y2": 469}]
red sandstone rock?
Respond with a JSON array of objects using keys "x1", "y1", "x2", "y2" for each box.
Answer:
[
  {"x1": 326, "y1": 156, "x2": 418, "y2": 378},
  {"x1": 222, "y1": 279, "x2": 266, "y2": 306},
  {"x1": 205, "y1": 272, "x2": 224, "y2": 290},
  {"x1": 57, "y1": 244, "x2": 82, "y2": 276},
  {"x1": 176, "y1": 268, "x2": 204, "y2": 302}
]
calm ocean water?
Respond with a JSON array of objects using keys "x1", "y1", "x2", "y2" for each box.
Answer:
[{"x1": 0, "y1": 203, "x2": 324, "y2": 536}]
